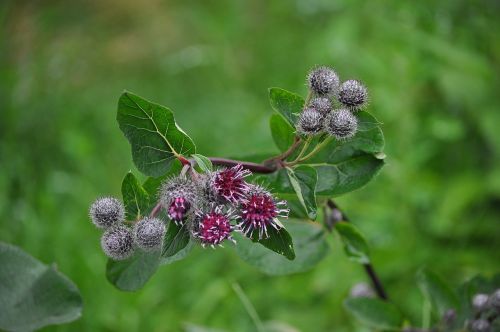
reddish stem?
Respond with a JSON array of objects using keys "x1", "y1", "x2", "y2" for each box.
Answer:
[
  {"x1": 149, "y1": 202, "x2": 162, "y2": 218},
  {"x1": 209, "y1": 157, "x2": 276, "y2": 173}
]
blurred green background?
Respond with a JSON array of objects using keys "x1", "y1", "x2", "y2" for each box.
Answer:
[{"x1": 1, "y1": 0, "x2": 499, "y2": 331}]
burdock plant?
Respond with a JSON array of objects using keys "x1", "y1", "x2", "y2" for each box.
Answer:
[{"x1": 87, "y1": 66, "x2": 497, "y2": 331}]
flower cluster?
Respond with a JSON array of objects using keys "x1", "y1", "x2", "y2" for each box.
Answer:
[
  {"x1": 466, "y1": 289, "x2": 500, "y2": 332},
  {"x1": 89, "y1": 197, "x2": 166, "y2": 260},
  {"x1": 297, "y1": 66, "x2": 368, "y2": 140},
  {"x1": 159, "y1": 165, "x2": 289, "y2": 248},
  {"x1": 89, "y1": 165, "x2": 289, "y2": 259}
]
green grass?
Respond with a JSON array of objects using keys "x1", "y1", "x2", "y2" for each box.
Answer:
[{"x1": 1, "y1": 0, "x2": 499, "y2": 331}]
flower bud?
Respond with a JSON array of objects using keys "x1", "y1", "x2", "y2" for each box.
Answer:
[
  {"x1": 101, "y1": 226, "x2": 134, "y2": 260},
  {"x1": 160, "y1": 177, "x2": 198, "y2": 224},
  {"x1": 194, "y1": 205, "x2": 236, "y2": 247},
  {"x1": 133, "y1": 217, "x2": 166, "y2": 251},
  {"x1": 297, "y1": 107, "x2": 324, "y2": 136},
  {"x1": 442, "y1": 309, "x2": 456, "y2": 326},
  {"x1": 470, "y1": 319, "x2": 491, "y2": 332},
  {"x1": 89, "y1": 197, "x2": 125, "y2": 229},
  {"x1": 324, "y1": 109, "x2": 358, "y2": 140},
  {"x1": 338, "y1": 79, "x2": 368, "y2": 110},
  {"x1": 309, "y1": 97, "x2": 332, "y2": 116},
  {"x1": 473, "y1": 293, "x2": 490, "y2": 312},
  {"x1": 212, "y1": 164, "x2": 251, "y2": 203},
  {"x1": 238, "y1": 185, "x2": 289, "y2": 240},
  {"x1": 489, "y1": 289, "x2": 500, "y2": 310},
  {"x1": 349, "y1": 282, "x2": 375, "y2": 298},
  {"x1": 307, "y1": 66, "x2": 340, "y2": 96}
]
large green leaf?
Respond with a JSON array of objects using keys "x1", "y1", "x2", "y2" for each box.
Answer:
[
  {"x1": 334, "y1": 222, "x2": 371, "y2": 264},
  {"x1": 121, "y1": 172, "x2": 151, "y2": 220},
  {"x1": 344, "y1": 298, "x2": 403, "y2": 331},
  {"x1": 161, "y1": 222, "x2": 192, "y2": 260},
  {"x1": 0, "y1": 242, "x2": 82, "y2": 331},
  {"x1": 117, "y1": 91, "x2": 196, "y2": 177},
  {"x1": 417, "y1": 268, "x2": 460, "y2": 317},
  {"x1": 270, "y1": 114, "x2": 295, "y2": 152},
  {"x1": 249, "y1": 226, "x2": 295, "y2": 261},
  {"x1": 306, "y1": 111, "x2": 385, "y2": 196},
  {"x1": 286, "y1": 166, "x2": 318, "y2": 220},
  {"x1": 235, "y1": 221, "x2": 330, "y2": 275},
  {"x1": 313, "y1": 154, "x2": 385, "y2": 196},
  {"x1": 106, "y1": 250, "x2": 161, "y2": 292},
  {"x1": 269, "y1": 87, "x2": 304, "y2": 128}
]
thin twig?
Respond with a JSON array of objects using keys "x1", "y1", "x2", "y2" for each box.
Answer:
[
  {"x1": 209, "y1": 157, "x2": 276, "y2": 173},
  {"x1": 326, "y1": 199, "x2": 388, "y2": 300},
  {"x1": 149, "y1": 202, "x2": 162, "y2": 218},
  {"x1": 232, "y1": 283, "x2": 265, "y2": 332},
  {"x1": 273, "y1": 136, "x2": 302, "y2": 161}
]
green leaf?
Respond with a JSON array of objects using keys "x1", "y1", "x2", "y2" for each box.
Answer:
[
  {"x1": 270, "y1": 114, "x2": 295, "y2": 152},
  {"x1": 286, "y1": 166, "x2": 318, "y2": 220},
  {"x1": 249, "y1": 226, "x2": 295, "y2": 260},
  {"x1": 344, "y1": 298, "x2": 403, "y2": 331},
  {"x1": 235, "y1": 221, "x2": 330, "y2": 275},
  {"x1": 0, "y1": 242, "x2": 82, "y2": 331},
  {"x1": 161, "y1": 222, "x2": 191, "y2": 260},
  {"x1": 269, "y1": 87, "x2": 304, "y2": 128},
  {"x1": 307, "y1": 111, "x2": 385, "y2": 196},
  {"x1": 313, "y1": 154, "x2": 385, "y2": 196},
  {"x1": 334, "y1": 222, "x2": 370, "y2": 264},
  {"x1": 160, "y1": 241, "x2": 194, "y2": 266},
  {"x1": 417, "y1": 268, "x2": 460, "y2": 317},
  {"x1": 106, "y1": 250, "x2": 161, "y2": 292},
  {"x1": 192, "y1": 154, "x2": 213, "y2": 173},
  {"x1": 142, "y1": 160, "x2": 183, "y2": 198},
  {"x1": 117, "y1": 91, "x2": 196, "y2": 177},
  {"x1": 121, "y1": 172, "x2": 151, "y2": 220},
  {"x1": 257, "y1": 168, "x2": 295, "y2": 194}
]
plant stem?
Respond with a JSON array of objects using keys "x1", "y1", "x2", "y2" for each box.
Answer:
[
  {"x1": 325, "y1": 199, "x2": 388, "y2": 300},
  {"x1": 207, "y1": 143, "x2": 389, "y2": 301},
  {"x1": 209, "y1": 157, "x2": 276, "y2": 173},
  {"x1": 150, "y1": 202, "x2": 162, "y2": 218},
  {"x1": 288, "y1": 136, "x2": 333, "y2": 166},
  {"x1": 292, "y1": 136, "x2": 312, "y2": 162},
  {"x1": 304, "y1": 90, "x2": 313, "y2": 105},
  {"x1": 273, "y1": 136, "x2": 302, "y2": 161},
  {"x1": 232, "y1": 283, "x2": 265, "y2": 332}
]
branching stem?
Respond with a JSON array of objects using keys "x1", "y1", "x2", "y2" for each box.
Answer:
[
  {"x1": 325, "y1": 199, "x2": 388, "y2": 300},
  {"x1": 205, "y1": 155, "x2": 389, "y2": 301}
]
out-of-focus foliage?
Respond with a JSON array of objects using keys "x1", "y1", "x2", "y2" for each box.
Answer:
[{"x1": 0, "y1": 0, "x2": 499, "y2": 331}]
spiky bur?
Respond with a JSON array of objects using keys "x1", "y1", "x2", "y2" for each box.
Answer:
[
  {"x1": 490, "y1": 289, "x2": 500, "y2": 310},
  {"x1": 193, "y1": 205, "x2": 236, "y2": 247},
  {"x1": 324, "y1": 108, "x2": 358, "y2": 140},
  {"x1": 297, "y1": 107, "x2": 324, "y2": 136},
  {"x1": 238, "y1": 186, "x2": 289, "y2": 240},
  {"x1": 101, "y1": 225, "x2": 134, "y2": 260},
  {"x1": 212, "y1": 164, "x2": 251, "y2": 203},
  {"x1": 307, "y1": 66, "x2": 340, "y2": 96},
  {"x1": 442, "y1": 309, "x2": 456, "y2": 326},
  {"x1": 473, "y1": 294, "x2": 490, "y2": 312},
  {"x1": 470, "y1": 319, "x2": 491, "y2": 332},
  {"x1": 338, "y1": 79, "x2": 368, "y2": 110},
  {"x1": 309, "y1": 97, "x2": 332, "y2": 116},
  {"x1": 89, "y1": 197, "x2": 125, "y2": 229},
  {"x1": 133, "y1": 217, "x2": 166, "y2": 251},
  {"x1": 160, "y1": 177, "x2": 198, "y2": 224}
]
